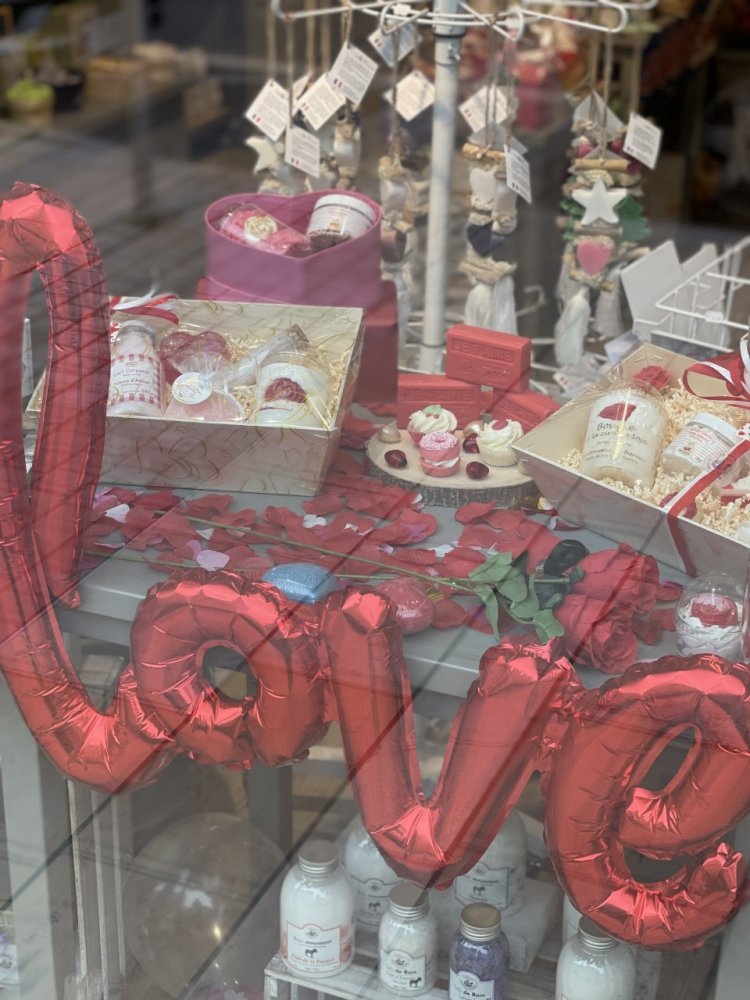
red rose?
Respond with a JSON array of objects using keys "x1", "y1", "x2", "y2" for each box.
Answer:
[
  {"x1": 556, "y1": 594, "x2": 638, "y2": 674},
  {"x1": 633, "y1": 365, "x2": 670, "y2": 391},
  {"x1": 690, "y1": 596, "x2": 738, "y2": 628},
  {"x1": 572, "y1": 543, "x2": 658, "y2": 615}
]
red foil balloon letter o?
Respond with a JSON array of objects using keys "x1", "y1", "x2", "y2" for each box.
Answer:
[{"x1": 132, "y1": 571, "x2": 330, "y2": 768}]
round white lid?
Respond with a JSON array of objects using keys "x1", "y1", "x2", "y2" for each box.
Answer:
[{"x1": 689, "y1": 412, "x2": 740, "y2": 442}]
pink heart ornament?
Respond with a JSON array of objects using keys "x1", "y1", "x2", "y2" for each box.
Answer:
[{"x1": 576, "y1": 240, "x2": 613, "y2": 276}]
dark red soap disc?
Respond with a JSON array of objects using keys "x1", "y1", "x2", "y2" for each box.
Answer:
[{"x1": 466, "y1": 461, "x2": 489, "y2": 480}]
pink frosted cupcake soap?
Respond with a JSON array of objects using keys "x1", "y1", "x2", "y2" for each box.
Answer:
[
  {"x1": 407, "y1": 404, "x2": 458, "y2": 445},
  {"x1": 419, "y1": 431, "x2": 460, "y2": 478}
]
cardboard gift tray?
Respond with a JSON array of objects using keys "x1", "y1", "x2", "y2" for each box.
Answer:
[
  {"x1": 26, "y1": 299, "x2": 364, "y2": 496},
  {"x1": 513, "y1": 344, "x2": 750, "y2": 580}
]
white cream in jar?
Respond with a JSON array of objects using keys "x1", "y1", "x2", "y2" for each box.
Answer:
[{"x1": 661, "y1": 413, "x2": 739, "y2": 478}]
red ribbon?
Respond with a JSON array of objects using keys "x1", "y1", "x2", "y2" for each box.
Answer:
[
  {"x1": 662, "y1": 426, "x2": 750, "y2": 574},
  {"x1": 110, "y1": 292, "x2": 180, "y2": 327},
  {"x1": 682, "y1": 335, "x2": 750, "y2": 409}
]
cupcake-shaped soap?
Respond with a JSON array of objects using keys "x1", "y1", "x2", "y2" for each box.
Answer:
[
  {"x1": 407, "y1": 404, "x2": 458, "y2": 444},
  {"x1": 419, "y1": 431, "x2": 460, "y2": 478},
  {"x1": 476, "y1": 419, "x2": 523, "y2": 467}
]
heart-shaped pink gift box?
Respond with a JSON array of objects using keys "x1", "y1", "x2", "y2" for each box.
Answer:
[{"x1": 204, "y1": 190, "x2": 383, "y2": 309}]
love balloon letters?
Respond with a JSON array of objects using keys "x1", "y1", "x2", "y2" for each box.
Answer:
[{"x1": 0, "y1": 183, "x2": 748, "y2": 950}]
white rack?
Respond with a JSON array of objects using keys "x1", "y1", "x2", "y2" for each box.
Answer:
[
  {"x1": 272, "y1": 0, "x2": 657, "y2": 370},
  {"x1": 637, "y1": 237, "x2": 750, "y2": 354}
]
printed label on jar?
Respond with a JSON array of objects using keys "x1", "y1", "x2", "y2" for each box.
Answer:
[
  {"x1": 580, "y1": 392, "x2": 660, "y2": 482},
  {"x1": 664, "y1": 426, "x2": 731, "y2": 470},
  {"x1": 350, "y1": 872, "x2": 400, "y2": 926},
  {"x1": 450, "y1": 969, "x2": 495, "y2": 1000},
  {"x1": 454, "y1": 863, "x2": 514, "y2": 910},
  {"x1": 283, "y1": 921, "x2": 347, "y2": 974},
  {"x1": 109, "y1": 354, "x2": 161, "y2": 410},
  {"x1": 380, "y1": 950, "x2": 427, "y2": 992}
]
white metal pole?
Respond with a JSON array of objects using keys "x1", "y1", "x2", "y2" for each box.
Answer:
[{"x1": 418, "y1": 0, "x2": 464, "y2": 372}]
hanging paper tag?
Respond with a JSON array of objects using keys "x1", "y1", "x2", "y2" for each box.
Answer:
[
  {"x1": 623, "y1": 113, "x2": 662, "y2": 170},
  {"x1": 368, "y1": 24, "x2": 417, "y2": 67},
  {"x1": 504, "y1": 146, "x2": 532, "y2": 203},
  {"x1": 460, "y1": 84, "x2": 508, "y2": 133},
  {"x1": 285, "y1": 127, "x2": 321, "y2": 178},
  {"x1": 244, "y1": 79, "x2": 290, "y2": 142},
  {"x1": 329, "y1": 45, "x2": 378, "y2": 106},
  {"x1": 299, "y1": 76, "x2": 346, "y2": 130},
  {"x1": 384, "y1": 69, "x2": 435, "y2": 122}
]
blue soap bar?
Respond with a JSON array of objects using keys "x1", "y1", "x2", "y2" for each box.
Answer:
[{"x1": 261, "y1": 563, "x2": 337, "y2": 604}]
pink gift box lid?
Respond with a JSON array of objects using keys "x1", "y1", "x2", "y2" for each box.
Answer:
[{"x1": 204, "y1": 190, "x2": 383, "y2": 310}]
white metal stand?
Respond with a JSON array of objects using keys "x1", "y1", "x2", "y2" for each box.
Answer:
[{"x1": 272, "y1": 0, "x2": 656, "y2": 370}]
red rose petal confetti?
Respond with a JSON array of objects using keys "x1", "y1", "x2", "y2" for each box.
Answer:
[
  {"x1": 432, "y1": 598, "x2": 469, "y2": 628},
  {"x1": 303, "y1": 495, "x2": 346, "y2": 516},
  {"x1": 455, "y1": 501, "x2": 497, "y2": 524},
  {"x1": 656, "y1": 580, "x2": 683, "y2": 602}
]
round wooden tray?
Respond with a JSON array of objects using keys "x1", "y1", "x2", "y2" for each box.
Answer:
[{"x1": 365, "y1": 428, "x2": 536, "y2": 507}]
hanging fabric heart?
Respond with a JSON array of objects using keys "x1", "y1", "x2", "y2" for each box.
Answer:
[{"x1": 575, "y1": 237, "x2": 614, "y2": 277}]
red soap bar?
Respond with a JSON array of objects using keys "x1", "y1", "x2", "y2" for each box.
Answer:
[
  {"x1": 397, "y1": 374, "x2": 483, "y2": 429},
  {"x1": 490, "y1": 388, "x2": 560, "y2": 432},
  {"x1": 445, "y1": 325, "x2": 532, "y2": 390}
]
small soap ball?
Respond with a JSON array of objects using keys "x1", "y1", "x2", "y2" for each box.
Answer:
[
  {"x1": 261, "y1": 563, "x2": 337, "y2": 604},
  {"x1": 376, "y1": 578, "x2": 435, "y2": 634},
  {"x1": 675, "y1": 571, "x2": 743, "y2": 660},
  {"x1": 378, "y1": 423, "x2": 402, "y2": 444}
]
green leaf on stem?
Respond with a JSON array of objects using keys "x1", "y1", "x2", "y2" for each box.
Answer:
[
  {"x1": 532, "y1": 609, "x2": 565, "y2": 642},
  {"x1": 468, "y1": 553, "x2": 513, "y2": 585},
  {"x1": 482, "y1": 590, "x2": 500, "y2": 641},
  {"x1": 509, "y1": 587, "x2": 540, "y2": 619},
  {"x1": 497, "y1": 570, "x2": 528, "y2": 604}
]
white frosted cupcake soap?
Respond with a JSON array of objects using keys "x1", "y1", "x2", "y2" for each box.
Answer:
[
  {"x1": 476, "y1": 420, "x2": 523, "y2": 467},
  {"x1": 408, "y1": 405, "x2": 458, "y2": 443}
]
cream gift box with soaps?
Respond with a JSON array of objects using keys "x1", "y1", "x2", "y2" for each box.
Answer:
[
  {"x1": 512, "y1": 344, "x2": 750, "y2": 580},
  {"x1": 25, "y1": 298, "x2": 364, "y2": 495}
]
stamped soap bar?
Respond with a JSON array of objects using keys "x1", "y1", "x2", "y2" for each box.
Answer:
[
  {"x1": 397, "y1": 374, "x2": 482, "y2": 429},
  {"x1": 490, "y1": 388, "x2": 560, "y2": 432},
  {"x1": 262, "y1": 563, "x2": 337, "y2": 604},
  {"x1": 445, "y1": 324, "x2": 531, "y2": 391}
]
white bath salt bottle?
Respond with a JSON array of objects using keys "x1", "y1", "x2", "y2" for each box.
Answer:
[
  {"x1": 453, "y1": 810, "x2": 527, "y2": 917},
  {"x1": 555, "y1": 916, "x2": 636, "y2": 1000},
  {"x1": 343, "y1": 817, "x2": 401, "y2": 932},
  {"x1": 379, "y1": 883, "x2": 438, "y2": 996},
  {"x1": 108, "y1": 320, "x2": 164, "y2": 417},
  {"x1": 280, "y1": 840, "x2": 355, "y2": 979},
  {"x1": 579, "y1": 366, "x2": 668, "y2": 489}
]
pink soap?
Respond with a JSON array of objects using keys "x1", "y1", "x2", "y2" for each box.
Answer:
[
  {"x1": 490, "y1": 388, "x2": 560, "y2": 432},
  {"x1": 445, "y1": 324, "x2": 531, "y2": 390},
  {"x1": 397, "y1": 374, "x2": 482, "y2": 429},
  {"x1": 419, "y1": 431, "x2": 460, "y2": 478}
]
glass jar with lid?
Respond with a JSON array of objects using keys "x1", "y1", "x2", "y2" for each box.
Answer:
[
  {"x1": 108, "y1": 319, "x2": 164, "y2": 417},
  {"x1": 449, "y1": 903, "x2": 510, "y2": 1000},
  {"x1": 452, "y1": 810, "x2": 527, "y2": 917},
  {"x1": 343, "y1": 817, "x2": 401, "y2": 932},
  {"x1": 579, "y1": 367, "x2": 668, "y2": 488},
  {"x1": 280, "y1": 840, "x2": 355, "y2": 978},
  {"x1": 379, "y1": 883, "x2": 438, "y2": 996},
  {"x1": 555, "y1": 916, "x2": 636, "y2": 1000},
  {"x1": 661, "y1": 412, "x2": 740, "y2": 478}
]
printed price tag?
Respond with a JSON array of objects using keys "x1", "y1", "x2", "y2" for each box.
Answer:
[
  {"x1": 368, "y1": 23, "x2": 417, "y2": 67},
  {"x1": 299, "y1": 76, "x2": 346, "y2": 130},
  {"x1": 285, "y1": 126, "x2": 320, "y2": 178},
  {"x1": 384, "y1": 69, "x2": 435, "y2": 122},
  {"x1": 460, "y1": 84, "x2": 508, "y2": 132},
  {"x1": 623, "y1": 113, "x2": 662, "y2": 170},
  {"x1": 504, "y1": 146, "x2": 532, "y2": 203},
  {"x1": 329, "y1": 45, "x2": 378, "y2": 106},
  {"x1": 244, "y1": 79, "x2": 290, "y2": 142}
]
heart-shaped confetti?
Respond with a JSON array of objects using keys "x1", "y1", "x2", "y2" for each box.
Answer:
[{"x1": 576, "y1": 239, "x2": 613, "y2": 276}]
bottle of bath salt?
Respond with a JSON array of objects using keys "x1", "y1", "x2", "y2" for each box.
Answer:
[
  {"x1": 108, "y1": 320, "x2": 164, "y2": 417},
  {"x1": 579, "y1": 366, "x2": 668, "y2": 488},
  {"x1": 379, "y1": 883, "x2": 438, "y2": 996},
  {"x1": 450, "y1": 903, "x2": 510, "y2": 1000},
  {"x1": 453, "y1": 810, "x2": 526, "y2": 916},
  {"x1": 344, "y1": 817, "x2": 401, "y2": 932},
  {"x1": 280, "y1": 841, "x2": 355, "y2": 979},
  {"x1": 555, "y1": 917, "x2": 636, "y2": 1000}
]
